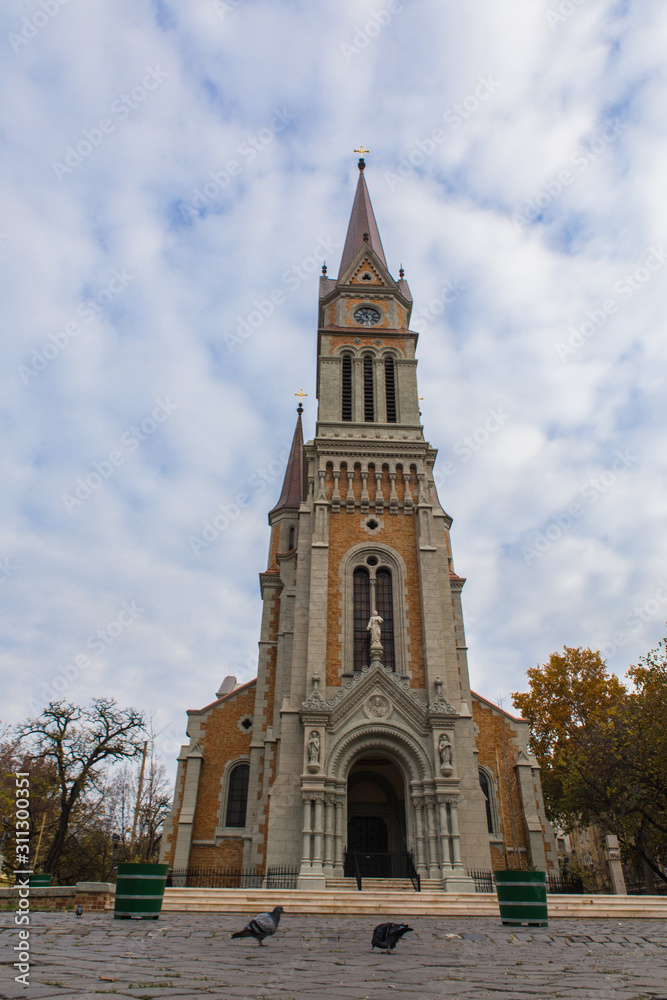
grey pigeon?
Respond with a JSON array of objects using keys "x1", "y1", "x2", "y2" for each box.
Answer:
[
  {"x1": 231, "y1": 905, "x2": 284, "y2": 946},
  {"x1": 75, "y1": 905, "x2": 83, "y2": 918},
  {"x1": 371, "y1": 922, "x2": 413, "y2": 954}
]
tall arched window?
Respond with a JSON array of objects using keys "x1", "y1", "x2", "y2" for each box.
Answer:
[
  {"x1": 225, "y1": 763, "x2": 249, "y2": 827},
  {"x1": 478, "y1": 769, "x2": 494, "y2": 834},
  {"x1": 375, "y1": 569, "x2": 395, "y2": 670},
  {"x1": 288, "y1": 526, "x2": 295, "y2": 550},
  {"x1": 353, "y1": 568, "x2": 370, "y2": 671},
  {"x1": 384, "y1": 357, "x2": 397, "y2": 423},
  {"x1": 341, "y1": 353, "x2": 352, "y2": 421},
  {"x1": 363, "y1": 355, "x2": 374, "y2": 422}
]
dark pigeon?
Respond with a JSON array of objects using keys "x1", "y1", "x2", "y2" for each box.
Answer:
[
  {"x1": 371, "y1": 922, "x2": 413, "y2": 954},
  {"x1": 231, "y1": 905, "x2": 284, "y2": 946},
  {"x1": 75, "y1": 905, "x2": 83, "y2": 918}
]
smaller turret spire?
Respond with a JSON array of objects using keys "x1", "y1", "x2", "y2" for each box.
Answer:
[{"x1": 269, "y1": 403, "x2": 304, "y2": 514}]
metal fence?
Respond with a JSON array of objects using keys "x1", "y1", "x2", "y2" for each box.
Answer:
[
  {"x1": 467, "y1": 869, "x2": 494, "y2": 892},
  {"x1": 166, "y1": 866, "x2": 299, "y2": 889}
]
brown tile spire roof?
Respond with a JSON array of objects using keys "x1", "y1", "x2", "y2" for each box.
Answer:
[
  {"x1": 269, "y1": 406, "x2": 304, "y2": 514},
  {"x1": 338, "y1": 158, "x2": 388, "y2": 278}
]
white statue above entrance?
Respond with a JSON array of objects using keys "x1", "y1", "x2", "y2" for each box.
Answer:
[{"x1": 367, "y1": 610, "x2": 383, "y2": 650}]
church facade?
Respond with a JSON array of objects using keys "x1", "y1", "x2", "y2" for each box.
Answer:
[{"x1": 161, "y1": 160, "x2": 557, "y2": 889}]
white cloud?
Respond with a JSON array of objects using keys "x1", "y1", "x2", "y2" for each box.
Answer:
[{"x1": 1, "y1": 0, "x2": 666, "y2": 781}]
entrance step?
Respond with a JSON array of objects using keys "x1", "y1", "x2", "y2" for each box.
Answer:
[
  {"x1": 326, "y1": 878, "x2": 437, "y2": 892},
  {"x1": 155, "y1": 887, "x2": 667, "y2": 918}
]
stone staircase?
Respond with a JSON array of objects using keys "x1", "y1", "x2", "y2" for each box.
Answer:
[{"x1": 157, "y1": 886, "x2": 667, "y2": 918}]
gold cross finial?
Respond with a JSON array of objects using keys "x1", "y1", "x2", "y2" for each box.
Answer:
[
  {"x1": 295, "y1": 389, "x2": 308, "y2": 403},
  {"x1": 354, "y1": 146, "x2": 370, "y2": 156}
]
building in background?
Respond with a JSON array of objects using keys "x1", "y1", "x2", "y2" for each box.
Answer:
[{"x1": 161, "y1": 159, "x2": 557, "y2": 888}]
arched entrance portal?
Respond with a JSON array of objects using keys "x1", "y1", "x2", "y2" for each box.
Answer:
[{"x1": 345, "y1": 756, "x2": 407, "y2": 878}]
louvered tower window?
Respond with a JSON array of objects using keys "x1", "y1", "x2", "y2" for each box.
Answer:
[
  {"x1": 375, "y1": 569, "x2": 395, "y2": 670},
  {"x1": 363, "y1": 355, "x2": 374, "y2": 422},
  {"x1": 353, "y1": 568, "x2": 370, "y2": 670},
  {"x1": 342, "y1": 354, "x2": 352, "y2": 421},
  {"x1": 225, "y1": 763, "x2": 249, "y2": 827},
  {"x1": 384, "y1": 357, "x2": 397, "y2": 423}
]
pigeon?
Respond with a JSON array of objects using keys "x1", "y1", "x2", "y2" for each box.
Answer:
[
  {"x1": 75, "y1": 905, "x2": 83, "y2": 918},
  {"x1": 231, "y1": 906, "x2": 284, "y2": 946},
  {"x1": 371, "y1": 922, "x2": 413, "y2": 954}
]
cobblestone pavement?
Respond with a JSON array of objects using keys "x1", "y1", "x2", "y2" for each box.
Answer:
[{"x1": 0, "y1": 912, "x2": 666, "y2": 1000}]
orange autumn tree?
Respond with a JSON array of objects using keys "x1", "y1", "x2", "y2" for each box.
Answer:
[{"x1": 513, "y1": 644, "x2": 667, "y2": 887}]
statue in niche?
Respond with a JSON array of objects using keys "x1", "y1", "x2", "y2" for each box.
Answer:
[
  {"x1": 307, "y1": 730, "x2": 320, "y2": 764},
  {"x1": 439, "y1": 732, "x2": 453, "y2": 768},
  {"x1": 367, "y1": 610, "x2": 383, "y2": 648}
]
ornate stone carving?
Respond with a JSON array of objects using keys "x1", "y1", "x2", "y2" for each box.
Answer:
[
  {"x1": 307, "y1": 730, "x2": 321, "y2": 772},
  {"x1": 363, "y1": 693, "x2": 391, "y2": 720},
  {"x1": 429, "y1": 676, "x2": 458, "y2": 716},
  {"x1": 438, "y1": 732, "x2": 453, "y2": 774}
]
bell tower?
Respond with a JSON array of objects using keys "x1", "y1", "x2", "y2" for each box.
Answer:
[{"x1": 259, "y1": 156, "x2": 492, "y2": 890}]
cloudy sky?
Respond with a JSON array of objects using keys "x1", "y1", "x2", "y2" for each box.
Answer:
[{"x1": 2, "y1": 0, "x2": 666, "y2": 778}]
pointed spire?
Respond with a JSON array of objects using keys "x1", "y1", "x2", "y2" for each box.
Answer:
[
  {"x1": 337, "y1": 160, "x2": 387, "y2": 278},
  {"x1": 269, "y1": 406, "x2": 304, "y2": 514}
]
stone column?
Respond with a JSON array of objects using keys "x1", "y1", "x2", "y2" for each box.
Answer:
[
  {"x1": 437, "y1": 796, "x2": 452, "y2": 870},
  {"x1": 300, "y1": 798, "x2": 312, "y2": 869},
  {"x1": 448, "y1": 799, "x2": 463, "y2": 869},
  {"x1": 412, "y1": 796, "x2": 428, "y2": 875},
  {"x1": 605, "y1": 834, "x2": 627, "y2": 894},
  {"x1": 322, "y1": 796, "x2": 334, "y2": 875},
  {"x1": 360, "y1": 468, "x2": 370, "y2": 513},
  {"x1": 312, "y1": 795, "x2": 324, "y2": 868},
  {"x1": 333, "y1": 799, "x2": 345, "y2": 876},
  {"x1": 425, "y1": 798, "x2": 440, "y2": 878}
]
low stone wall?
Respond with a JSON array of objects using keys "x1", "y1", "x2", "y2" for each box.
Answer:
[{"x1": 0, "y1": 882, "x2": 116, "y2": 913}]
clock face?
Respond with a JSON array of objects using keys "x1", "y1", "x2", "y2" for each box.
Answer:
[{"x1": 354, "y1": 306, "x2": 381, "y2": 326}]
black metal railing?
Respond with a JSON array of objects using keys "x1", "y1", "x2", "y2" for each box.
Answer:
[
  {"x1": 265, "y1": 867, "x2": 298, "y2": 889},
  {"x1": 343, "y1": 852, "x2": 420, "y2": 891},
  {"x1": 167, "y1": 866, "x2": 264, "y2": 888},
  {"x1": 468, "y1": 869, "x2": 494, "y2": 892}
]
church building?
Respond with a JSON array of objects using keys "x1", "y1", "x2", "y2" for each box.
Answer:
[{"x1": 161, "y1": 159, "x2": 557, "y2": 889}]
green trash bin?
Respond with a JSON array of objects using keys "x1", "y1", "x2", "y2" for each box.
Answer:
[
  {"x1": 114, "y1": 863, "x2": 169, "y2": 920},
  {"x1": 28, "y1": 874, "x2": 52, "y2": 887},
  {"x1": 495, "y1": 870, "x2": 548, "y2": 927}
]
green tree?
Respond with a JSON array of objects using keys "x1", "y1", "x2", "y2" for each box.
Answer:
[
  {"x1": 512, "y1": 644, "x2": 667, "y2": 887},
  {"x1": 14, "y1": 699, "x2": 146, "y2": 879}
]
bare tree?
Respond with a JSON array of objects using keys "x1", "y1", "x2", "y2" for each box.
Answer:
[{"x1": 14, "y1": 699, "x2": 145, "y2": 877}]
